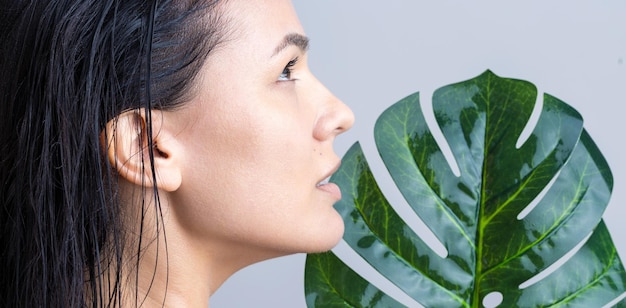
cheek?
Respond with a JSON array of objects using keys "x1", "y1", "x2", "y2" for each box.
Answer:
[
  {"x1": 172, "y1": 86, "x2": 341, "y2": 252},
  {"x1": 175, "y1": 109, "x2": 312, "y2": 227}
]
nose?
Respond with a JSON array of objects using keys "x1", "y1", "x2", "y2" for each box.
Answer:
[{"x1": 312, "y1": 80, "x2": 355, "y2": 141}]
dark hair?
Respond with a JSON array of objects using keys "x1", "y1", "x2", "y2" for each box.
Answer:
[{"x1": 0, "y1": 0, "x2": 227, "y2": 306}]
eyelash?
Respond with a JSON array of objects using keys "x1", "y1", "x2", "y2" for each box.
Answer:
[{"x1": 278, "y1": 57, "x2": 299, "y2": 81}]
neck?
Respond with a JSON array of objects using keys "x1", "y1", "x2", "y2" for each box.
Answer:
[
  {"x1": 124, "y1": 222, "x2": 217, "y2": 307},
  {"x1": 106, "y1": 184, "x2": 287, "y2": 307},
  {"x1": 117, "y1": 214, "x2": 277, "y2": 307}
]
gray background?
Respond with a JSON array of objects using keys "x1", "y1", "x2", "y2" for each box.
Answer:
[{"x1": 212, "y1": 1, "x2": 626, "y2": 307}]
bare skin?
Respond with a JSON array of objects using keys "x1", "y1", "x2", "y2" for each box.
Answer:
[{"x1": 106, "y1": 0, "x2": 354, "y2": 306}]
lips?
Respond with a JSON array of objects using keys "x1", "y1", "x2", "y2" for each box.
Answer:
[
  {"x1": 316, "y1": 162, "x2": 342, "y2": 200},
  {"x1": 316, "y1": 181, "x2": 342, "y2": 200}
]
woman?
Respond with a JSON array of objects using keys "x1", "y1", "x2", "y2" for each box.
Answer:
[{"x1": 0, "y1": 0, "x2": 354, "y2": 306}]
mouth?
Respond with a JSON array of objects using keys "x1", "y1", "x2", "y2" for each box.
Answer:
[
  {"x1": 316, "y1": 162, "x2": 342, "y2": 201},
  {"x1": 316, "y1": 176, "x2": 330, "y2": 187}
]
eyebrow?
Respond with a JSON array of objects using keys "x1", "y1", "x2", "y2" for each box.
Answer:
[{"x1": 272, "y1": 33, "x2": 310, "y2": 57}]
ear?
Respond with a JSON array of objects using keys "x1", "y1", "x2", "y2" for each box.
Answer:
[{"x1": 104, "y1": 109, "x2": 183, "y2": 192}]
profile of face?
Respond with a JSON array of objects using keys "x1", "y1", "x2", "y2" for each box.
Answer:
[
  {"x1": 141, "y1": 0, "x2": 354, "y2": 266},
  {"x1": 0, "y1": 0, "x2": 352, "y2": 306}
]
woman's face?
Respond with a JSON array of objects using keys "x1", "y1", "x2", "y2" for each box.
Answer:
[{"x1": 166, "y1": 0, "x2": 354, "y2": 258}]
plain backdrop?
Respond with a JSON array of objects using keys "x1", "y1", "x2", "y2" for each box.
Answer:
[{"x1": 211, "y1": 1, "x2": 626, "y2": 307}]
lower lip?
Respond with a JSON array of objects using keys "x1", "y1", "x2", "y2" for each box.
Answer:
[{"x1": 317, "y1": 183, "x2": 342, "y2": 200}]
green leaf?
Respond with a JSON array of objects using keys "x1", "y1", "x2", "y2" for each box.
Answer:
[
  {"x1": 305, "y1": 70, "x2": 626, "y2": 307},
  {"x1": 305, "y1": 251, "x2": 405, "y2": 307}
]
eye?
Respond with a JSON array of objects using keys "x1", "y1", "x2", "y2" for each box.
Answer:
[{"x1": 278, "y1": 57, "x2": 299, "y2": 81}]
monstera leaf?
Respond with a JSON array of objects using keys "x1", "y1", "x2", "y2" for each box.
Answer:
[{"x1": 305, "y1": 70, "x2": 626, "y2": 307}]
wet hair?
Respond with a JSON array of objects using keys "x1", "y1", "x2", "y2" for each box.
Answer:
[{"x1": 0, "y1": 0, "x2": 227, "y2": 306}]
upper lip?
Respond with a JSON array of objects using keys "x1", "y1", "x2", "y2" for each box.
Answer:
[{"x1": 317, "y1": 160, "x2": 341, "y2": 186}]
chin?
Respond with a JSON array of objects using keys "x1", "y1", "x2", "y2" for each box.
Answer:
[{"x1": 304, "y1": 214, "x2": 345, "y2": 253}]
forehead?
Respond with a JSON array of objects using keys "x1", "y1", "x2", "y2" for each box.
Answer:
[{"x1": 217, "y1": 0, "x2": 305, "y2": 57}]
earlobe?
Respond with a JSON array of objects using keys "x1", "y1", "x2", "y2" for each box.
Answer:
[{"x1": 104, "y1": 109, "x2": 183, "y2": 192}]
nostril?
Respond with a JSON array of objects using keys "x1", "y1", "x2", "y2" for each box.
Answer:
[{"x1": 337, "y1": 102, "x2": 355, "y2": 134}]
